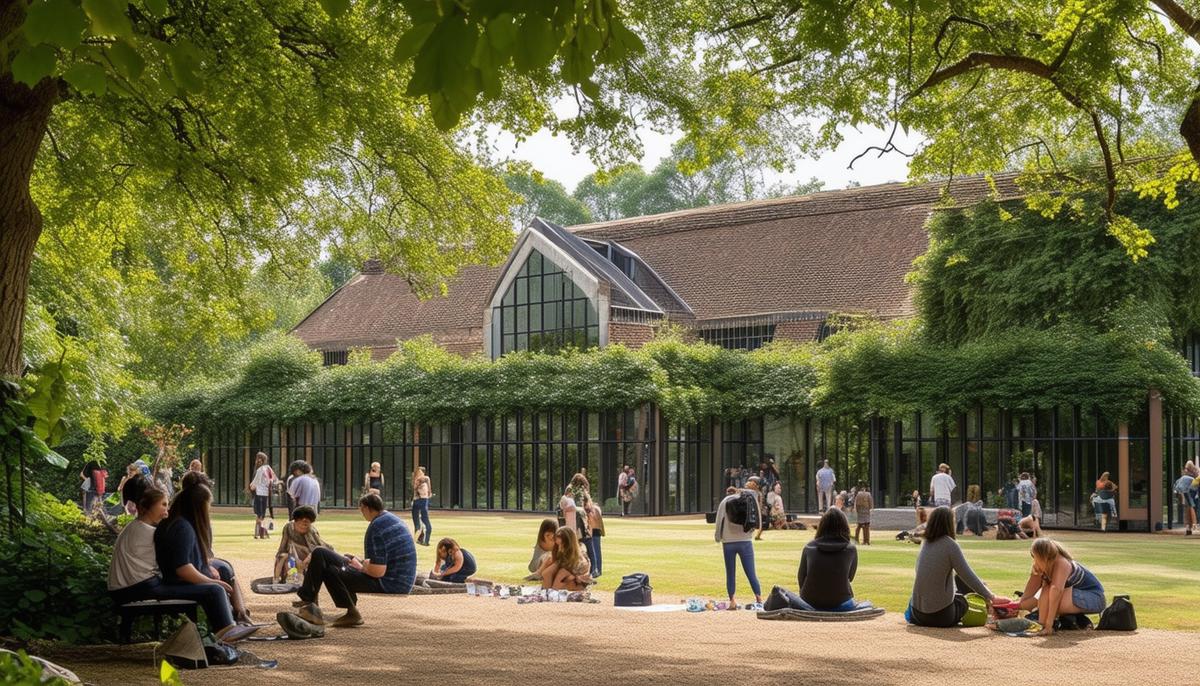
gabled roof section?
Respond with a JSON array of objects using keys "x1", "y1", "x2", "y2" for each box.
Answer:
[
  {"x1": 529, "y1": 218, "x2": 664, "y2": 313},
  {"x1": 580, "y1": 238, "x2": 694, "y2": 317},
  {"x1": 566, "y1": 174, "x2": 1020, "y2": 321},
  {"x1": 291, "y1": 264, "x2": 499, "y2": 350}
]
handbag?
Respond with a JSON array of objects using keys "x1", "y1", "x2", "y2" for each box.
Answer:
[
  {"x1": 1097, "y1": 594, "x2": 1137, "y2": 631},
  {"x1": 614, "y1": 573, "x2": 652, "y2": 607}
]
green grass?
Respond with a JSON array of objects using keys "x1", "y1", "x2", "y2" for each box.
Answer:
[{"x1": 211, "y1": 510, "x2": 1200, "y2": 630}]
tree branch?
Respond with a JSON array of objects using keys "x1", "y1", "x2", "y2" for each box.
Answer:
[{"x1": 1149, "y1": 0, "x2": 1200, "y2": 45}]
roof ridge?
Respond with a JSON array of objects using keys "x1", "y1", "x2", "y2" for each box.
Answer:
[{"x1": 569, "y1": 172, "x2": 1019, "y2": 239}]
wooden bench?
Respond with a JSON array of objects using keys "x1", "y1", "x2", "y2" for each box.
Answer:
[{"x1": 117, "y1": 599, "x2": 198, "y2": 644}]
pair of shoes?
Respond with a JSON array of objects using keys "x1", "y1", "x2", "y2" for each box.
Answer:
[
  {"x1": 297, "y1": 602, "x2": 325, "y2": 626},
  {"x1": 419, "y1": 538, "x2": 430, "y2": 546},
  {"x1": 330, "y1": 609, "x2": 363, "y2": 628}
]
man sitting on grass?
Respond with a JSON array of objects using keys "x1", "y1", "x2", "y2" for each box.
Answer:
[{"x1": 296, "y1": 493, "x2": 416, "y2": 628}]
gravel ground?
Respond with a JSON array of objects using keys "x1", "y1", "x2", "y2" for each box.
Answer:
[{"x1": 49, "y1": 556, "x2": 1194, "y2": 685}]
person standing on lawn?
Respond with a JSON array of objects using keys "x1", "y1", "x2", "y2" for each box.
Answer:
[
  {"x1": 714, "y1": 485, "x2": 763, "y2": 610},
  {"x1": 816, "y1": 460, "x2": 836, "y2": 512},
  {"x1": 248, "y1": 452, "x2": 275, "y2": 539},
  {"x1": 412, "y1": 466, "x2": 433, "y2": 546},
  {"x1": 296, "y1": 493, "x2": 417, "y2": 628},
  {"x1": 930, "y1": 463, "x2": 956, "y2": 508}
]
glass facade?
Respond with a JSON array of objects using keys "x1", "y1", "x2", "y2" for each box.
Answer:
[
  {"x1": 200, "y1": 408, "x2": 655, "y2": 515},
  {"x1": 491, "y1": 249, "x2": 600, "y2": 358},
  {"x1": 200, "y1": 403, "x2": 1157, "y2": 529}
]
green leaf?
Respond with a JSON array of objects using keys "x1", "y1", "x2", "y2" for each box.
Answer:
[
  {"x1": 398, "y1": 0, "x2": 439, "y2": 23},
  {"x1": 394, "y1": 22, "x2": 435, "y2": 63},
  {"x1": 513, "y1": 16, "x2": 558, "y2": 71},
  {"x1": 23, "y1": 0, "x2": 89, "y2": 49},
  {"x1": 168, "y1": 40, "x2": 204, "y2": 93},
  {"x1": 580, "y1": 78, "x2": 600, "y2": 99},
  {"x1": 82, "y1": 0, "x2": 133, "y2": 38},
  {"x1": 63, "y1": 62, "x2": 108, "y2": 96},
  {"x1": 428, "y1": 92, "x2": 461, "y2": 130},
  {"x1": 144, "y1": 0, "x2": 169, "y2": 17},
  {"x1": 23, "y1": 590, "x2": 47, "y2": 603},
  {"x1": 109, "y1": 39, "x2": 146, "y2": 80},
  {"x1": 319, "y1": 0, "x2": 351, "y2": 18},
  {"x1": 486, "y1": 13, "x2": 518, "y2": 55},
  {"x1": 11, "y1": 44, "x2": 57, "y2": 87},
  {"x1": 609, "y1": 21, "x2": 645, "y2": 56}
]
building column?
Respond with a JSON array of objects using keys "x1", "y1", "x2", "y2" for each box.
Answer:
[{"x1": 1149, "y1": 389, "x2": 1164, "y2": 531}]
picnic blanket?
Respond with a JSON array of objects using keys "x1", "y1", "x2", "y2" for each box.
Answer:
[
  {"x1": 756, "y1": 607, "x2": 886, "y2": 622},
  {"x1": 251, "y1": 575, "x2": 496, "y2": 596}
]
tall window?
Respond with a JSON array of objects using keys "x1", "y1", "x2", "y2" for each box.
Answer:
[{"x1": 492, "y1": 249, "x2": 600, "y2": 358}]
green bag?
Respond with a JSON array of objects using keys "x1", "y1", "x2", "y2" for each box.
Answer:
[{"x1": 962, "y1": 593, "x2": 987, "y2": 627}]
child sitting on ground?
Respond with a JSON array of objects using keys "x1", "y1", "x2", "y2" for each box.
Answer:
[
  {"x1": 538, "y1": 527, "x2": 592, "y2": 590},
  {"x1": 274, "y1": 506, "x2": 333, "y2": 582}
]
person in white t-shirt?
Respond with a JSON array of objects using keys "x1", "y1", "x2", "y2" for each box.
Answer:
[
  {"x1": 248, "y1": 452, "x2": 276, "y2": 539},
  {"x1": 929, "y1": 463, "x2": 956, "y2": 508}
]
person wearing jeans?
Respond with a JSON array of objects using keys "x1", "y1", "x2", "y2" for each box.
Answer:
[
  {"x1": 411, "y1": 466, "x2": 432, "y2": 546},
  {"x1": 714, "y1": 488, "x2": 763, "y2": 609},
  {"x1": 297, "y1": 493, "x2": 416, "y2": 628}
]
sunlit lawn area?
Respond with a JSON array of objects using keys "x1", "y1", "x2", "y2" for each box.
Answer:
[{"x1": 211, "y1": 509, "x2": 1200, "y2": 631}]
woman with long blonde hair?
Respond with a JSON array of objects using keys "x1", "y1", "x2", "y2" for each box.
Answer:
[
  {"x1": 537, "y1": 527, "x2": 591, "y2": 590},
  {"x1": 1016, "y1": 538, "x2": 1106, "y2": 635},
  {"x1": 411, "y1": 465, "x2": 432, "y2": 546}
]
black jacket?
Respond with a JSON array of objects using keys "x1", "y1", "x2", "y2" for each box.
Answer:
[{"x1": 797, "y1": 536, "x2": 858, "y2": 610}]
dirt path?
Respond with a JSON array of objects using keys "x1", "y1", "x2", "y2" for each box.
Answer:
[{"x1": 58, "y1": 557, "x2": 1191, "y2": 685}]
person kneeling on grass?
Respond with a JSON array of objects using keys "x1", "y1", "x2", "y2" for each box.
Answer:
[
  {"x1": 1017, "y1": 538, "x2": 1106, "y2": 636},
  {"x1": 429, "y1": 538, "x2": 477, "y2": 583},
  {"x1": 538, "y1": 527, "x2": 592, "y2": 590},
  {"x1": 907, "y1": 506, "x2": 1010, "y2": 627},
  {"x1": 795, "y1": 508, "x2": 873, "y2": 612},
  {"x1": 296, "y1": 493, "x2": 416, "y2": 628},
  {"x1": 274, "y1": 506, "x2": 334, "y2": 582}
]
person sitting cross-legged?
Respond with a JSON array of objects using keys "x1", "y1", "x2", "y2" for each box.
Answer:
[
  {"x1": 295, "y1": 493, "x2": 416, "y2": 628},
  {"x1": 794, "y1": 508, "x2": 873, "y2": 612}
]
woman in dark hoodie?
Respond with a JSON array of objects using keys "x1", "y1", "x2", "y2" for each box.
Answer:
[{"x1": 795, "y1": 508, "x2": 872, "y2": 611}]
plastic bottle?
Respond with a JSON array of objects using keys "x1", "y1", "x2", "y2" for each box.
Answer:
[{"x1": 286, "y1": 556, "x2": 298, "y2": 582}]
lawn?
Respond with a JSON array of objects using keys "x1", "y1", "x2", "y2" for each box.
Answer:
[{"x1": 211, "y1": 509, "x2": 1200, "y2": 631}]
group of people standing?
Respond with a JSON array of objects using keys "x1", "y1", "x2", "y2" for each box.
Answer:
[{"x1": 245, "y1": 456, "x2": 435, "y2": 546}]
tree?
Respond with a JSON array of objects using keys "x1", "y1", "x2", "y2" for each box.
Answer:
[
  {"x1": 504, "y1": 164, "x2": 592, "y2": 227},
  {"x1": 630, "y1": 1, "x2": 1200, "y2": 259},
  {"x1": 0, "y1": 0, "x2": 646, "y2": 377},
  {"x1": 570, "y1": 142, "x2": 822, "y2": 220}
]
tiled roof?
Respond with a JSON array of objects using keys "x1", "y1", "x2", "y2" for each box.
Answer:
[
  {"x1": 292, "y1": 174, "x2": 1017, "y2": 352},
  {"x1": 291, "y1": 264, "x2": 499, "y2": 350},
  {"x1": 570, "y1": 175, "x2": 1016, "y2": 320}
]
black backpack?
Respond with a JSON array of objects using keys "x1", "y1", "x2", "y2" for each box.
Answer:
[
  {"x1": 1097, "y1": 595, "x2": 1136, "y2": 631},
  {"x1": 614, "y1": 573, "x2": 652, "y2": 607},
  {"x1": 726, "y1": 491, "x2": 761, "y2": 532}
]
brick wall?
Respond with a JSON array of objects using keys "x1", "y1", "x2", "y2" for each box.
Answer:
[{"x1": 607, "y1": 322, "x2": 657, "y2": 348}]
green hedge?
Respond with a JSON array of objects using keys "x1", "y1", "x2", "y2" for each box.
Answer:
[{"x1": 146, "y1": 325, "x2": 1200, "y2": 430}]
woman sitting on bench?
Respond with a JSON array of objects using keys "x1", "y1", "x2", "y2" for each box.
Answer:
[
  {"x1": 537, "y1": 527, "x2": 591, "y2": 590},
  {"x1": 154, "y1": 483, "x2": 254, "y2": 627},
  {"x1": 112, "y1": 488, "x2": 256, "y2": 642},
  {"x1": 795, "y1": 508, "x2": 873, "y2": 612},
  {"x1": 429, "y1": 538, "x2": 477, "y2": 583}
]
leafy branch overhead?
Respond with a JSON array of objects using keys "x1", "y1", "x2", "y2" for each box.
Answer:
[{"x1": 9, "y1": 0, "x2": 643, "y2": 129}]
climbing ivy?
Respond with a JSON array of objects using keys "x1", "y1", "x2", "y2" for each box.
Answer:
[{"x1": 146, "y1": 323, "x2": 1200, "y2": 431}]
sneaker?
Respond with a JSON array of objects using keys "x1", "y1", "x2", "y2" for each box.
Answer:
[
  {"x1": 747, "y1": 602, "x2": 764, "y2": 611},
  {"x1": 297, "y1": 602, "x2": 325, "y2": 626}
]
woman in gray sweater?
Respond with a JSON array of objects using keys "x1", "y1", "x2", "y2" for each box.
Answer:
[
  {"x1": 714, "y1": 485, "x2": 763, "y2": 610},
  {"x1": 909, "y1": 506, "x2": 1010, "y2": 627}
]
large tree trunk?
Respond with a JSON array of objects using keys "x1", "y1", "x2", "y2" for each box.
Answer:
[
  {"x1": 1182, "y1": 86, "x2": 1200, "y2": 165},
  {"x1": 0, "y1": 4, "x2": 57, "y2": 376}
]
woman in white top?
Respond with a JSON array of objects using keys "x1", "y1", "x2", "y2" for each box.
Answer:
[
  {"x1": 248, "y1": 452, "x2": 276, "y2": 539},
  {"x1": 412, "y1": 466, "x2": 433, "y2": 546},
  {"x1": 109, "y1": 488, "x2": 258, "y2": 642},
  {"x1": 558, "y1": 484, "x2": 578, "y2": 534}
]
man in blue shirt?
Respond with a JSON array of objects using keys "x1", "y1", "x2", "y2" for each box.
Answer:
[{"x1": 295, "y1": 493, "x2": 416, "y2": 627}]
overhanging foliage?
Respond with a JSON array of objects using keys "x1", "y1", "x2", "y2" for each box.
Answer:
[{"x1": 146, "y1": 326, "x2": 1200, "y2": 431}]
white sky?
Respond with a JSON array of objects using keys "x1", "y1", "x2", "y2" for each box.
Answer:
[{"x1": 491, "y1": 121, "x2": 921, "y2": 192}]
